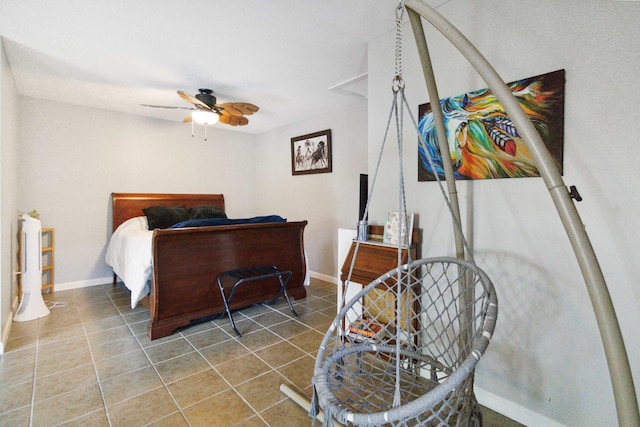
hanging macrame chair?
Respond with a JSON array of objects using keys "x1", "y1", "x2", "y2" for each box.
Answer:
[
  {"x1": 308, "y1": 3, "x2": 497, "y2": 426},
  {"x1": 312, "y1": 256, "x2": 496, "y2": 426}
]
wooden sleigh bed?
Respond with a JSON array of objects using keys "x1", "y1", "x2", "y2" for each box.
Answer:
[{"x1": 110, "y1": 193, "x2": 308, "y2": 340}]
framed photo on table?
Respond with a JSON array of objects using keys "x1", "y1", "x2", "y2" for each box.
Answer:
[
  {"x1": 291, "y1": 129, "x2": 332, "y2": 175},
  {"x1": 383, "y1": 211, "x2": 415, "y2": 246}
]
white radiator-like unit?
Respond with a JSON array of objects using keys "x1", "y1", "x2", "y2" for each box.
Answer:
[{"x1": 14, "y1": 214, "x2": 50, "y2": 322}]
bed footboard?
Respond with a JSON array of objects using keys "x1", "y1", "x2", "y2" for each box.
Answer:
[{"x1": 149, "y1": 221, "x2": 307, "y2": 339}]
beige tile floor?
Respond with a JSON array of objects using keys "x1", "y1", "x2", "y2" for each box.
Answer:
[{"x1": 1, "y1": 278, "x2": 522, "y2": 426}]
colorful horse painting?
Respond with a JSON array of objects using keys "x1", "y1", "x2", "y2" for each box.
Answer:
[{"x1": 418, "y1": 69, "x2": 565, "y2": 181}]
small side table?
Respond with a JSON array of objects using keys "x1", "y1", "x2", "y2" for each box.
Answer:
[{"x1": 216, "y1": 265, "x2": 299, "y2": 337}]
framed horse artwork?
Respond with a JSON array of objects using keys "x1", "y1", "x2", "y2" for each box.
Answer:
[
  {"x1": 417, "y1": 69, "x2": 565, "y2": 181},
  {"x1": 291, "y1": 129, "x2": 332, "y2": 175}
]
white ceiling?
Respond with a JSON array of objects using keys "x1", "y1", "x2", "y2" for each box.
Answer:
[{"x1": 0, "y1": 1, "x2": 404, "y2": 134}]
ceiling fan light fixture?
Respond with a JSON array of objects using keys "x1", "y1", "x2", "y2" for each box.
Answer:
[{"x1": 192, "y1": 110, "x2": 219, "y2": 125}]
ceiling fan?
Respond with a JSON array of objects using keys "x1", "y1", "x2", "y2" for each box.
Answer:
[{"x1": 142, "y1": 89, "x2": 259, "y2": 127}]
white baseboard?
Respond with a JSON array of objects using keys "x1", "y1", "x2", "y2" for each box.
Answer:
[
  {"x1": 58, "y1": 274, "x2": 332, "y2": 292},
  {"x1": 309, "y1": 271, "x2": 337, "y2": 285},
  {"x1": 51, "y1": 273, "x2": 338, "y2": 294},
  {"x1": 56, "y1": 273, "x2": 334, "y2": 293},
  {"x1": 475, "y1": 387, "x2": 566, "y2": 427},
  {"x1": 1, "y1": 294, "x2": 21, "y2": 354},
  {"x1": 0, "y1": 313, "x2": 11, "y2": 354},
  {"x1": 54, "y1": 276, "x2": 113, "y2": 292}
]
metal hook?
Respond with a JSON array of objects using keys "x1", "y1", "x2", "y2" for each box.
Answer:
[
  {"x1": 569, "y1": 185, "x2": 582, "y2": 202},
  {"x1": 396, "y1": 0, "x2": 405, "y2": 21},
  {"x1": 392, "y1": 76, "x2": 405, "y2": 92}
]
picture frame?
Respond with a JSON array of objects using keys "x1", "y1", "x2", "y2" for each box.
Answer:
[
  {"x1": 291, "y1": 129, "x2": 332, "y2": 175},
  {"x1": 383, "y1": 211, "x2": 415, "y2": 246},
  {"x1": 418, "y1": 69, "x2": 565, "y2": 181}
]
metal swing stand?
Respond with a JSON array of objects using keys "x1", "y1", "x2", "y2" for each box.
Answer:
[{"x1": 402, "y1": 1, "x2": 639, "y2": 425}]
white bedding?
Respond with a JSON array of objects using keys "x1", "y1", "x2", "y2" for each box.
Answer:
[
  {"x1": 105, "y1": 216, "x2": 153, "y2": 308},
  {"x1": 105, "y1": 216, "x2": 311, "y2": 308}
]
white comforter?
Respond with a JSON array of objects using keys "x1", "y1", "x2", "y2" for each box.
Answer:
[{"x1": 105, "y1": 216, "x2": 153, "y2": 308}]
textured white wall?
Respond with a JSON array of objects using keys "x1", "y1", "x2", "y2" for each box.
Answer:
[
  {"x1": 367, "y1": 1, "x2": 640, "y2": 425},
  {"x1": 0, "y1": 40, "x2": 20, "y2": 350},
  {"x1": 9, "y1": 92, "x2": 367, "y2": 293},
  {"x1": 16, "y1": 98, "x2": 257, "y2": 286},
  {"x1": 255, "y1": 100, "x2": 368, "y2": 280}
]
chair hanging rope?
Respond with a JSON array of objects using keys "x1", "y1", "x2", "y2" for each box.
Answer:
[{"x1": 309, "y1": 2, "x2": 497, "y2": 425}]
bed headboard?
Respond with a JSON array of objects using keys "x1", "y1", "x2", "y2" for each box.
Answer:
[{"x1": 111, "y1": 193, "x2": 225, "y2": 232}]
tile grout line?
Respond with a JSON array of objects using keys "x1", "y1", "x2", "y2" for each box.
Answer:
[
  {"x1": 184, "y1": 322, "x2": 272, "y2": 426},
  {"x1": 110, "y1": 288, "x2": 194, "y2": 427},
  {"x1": 27, "y1": 320, "x2": 41, "y2": 427},
  {"x1": 58, "y1": 283, "x2": 334, "y2": 426},
  {"x1": 223, "y1": 300, "x2": 330, "y2": 424},
  {"x1": 1, "y1": 282, "x2": 337, "y2": 426},
  {"x1": 83, "y1": 291, "x2": 115, "y2": 427},
  {"x1": 177, "y1": 298, "x2": 327, "y2": 425},
  {"x1": 33, "y1": 294, "x2": 109, "y2": 427}
]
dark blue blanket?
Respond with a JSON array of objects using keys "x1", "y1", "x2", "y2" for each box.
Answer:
[{"x1": 170, "y1": 215, "x2": 286, "y2": 229}]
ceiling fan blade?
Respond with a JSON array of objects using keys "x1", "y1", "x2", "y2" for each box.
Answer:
[
  {"x1": 217, "y1": 103, "x2": 244, "y2": 117},
  {"x1": 217, "y1": 102, "x2": 260, "y2": 116},
  {"x1": 235, "y1": 116, "x2": 249, "y2": 126},
  {"x1": 140, "y1": 104, "x2": 194, "y2": 110},
  {"x1": 177, "y1": 90, "x2": 211, "y2": 110},
  {"x1": 232, "y1": 102, "x2": 259, "y2": 115},
  {"x1": 218, "y1": 114, "x2": 249, "y2": 126}
]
